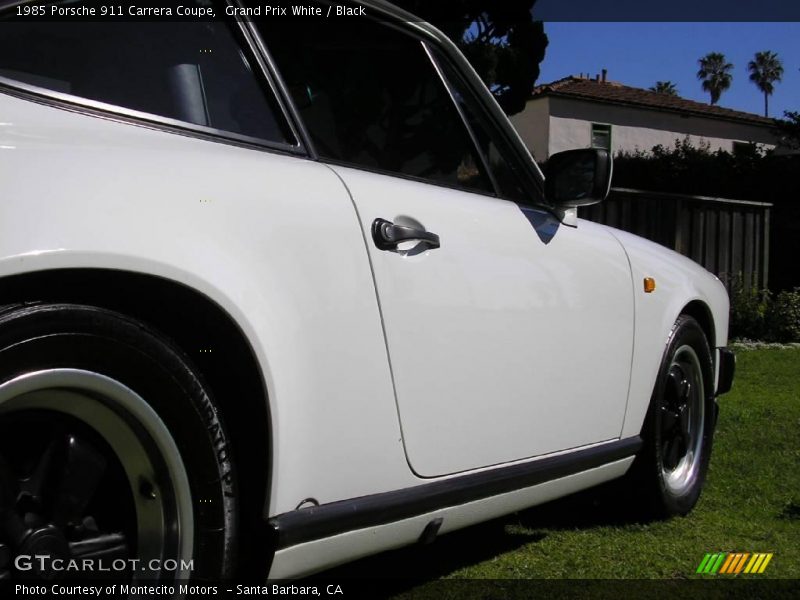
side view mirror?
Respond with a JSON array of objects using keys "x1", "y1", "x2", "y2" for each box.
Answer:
[{"x1": 544, "y1": 148, "x2": 612, "y2": 208}]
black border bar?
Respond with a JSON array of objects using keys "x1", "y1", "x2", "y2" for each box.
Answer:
[{"x1": 4, "y1": 1, "x2": 800, "y2": 23}]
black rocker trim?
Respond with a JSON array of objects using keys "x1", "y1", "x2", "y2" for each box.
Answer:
[{"x1": 270, "y1": 436, "x2": 641, "y2": 549}]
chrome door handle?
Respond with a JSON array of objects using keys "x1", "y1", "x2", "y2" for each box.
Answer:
[{"x1": 371, "y1": 218, "x2": 440, "y2": 251}]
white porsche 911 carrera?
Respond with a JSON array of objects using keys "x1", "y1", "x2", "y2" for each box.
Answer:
[{"x1": 0, "y1": 0, "x2": 734, "y2": 584}]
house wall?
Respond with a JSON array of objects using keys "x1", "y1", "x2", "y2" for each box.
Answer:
[
  {"x1": 509, "y1": 97, "x2": 550, "y2": 162},
  {"x1": 510, "y1": 95, "x2": 778, "y2": 160}
]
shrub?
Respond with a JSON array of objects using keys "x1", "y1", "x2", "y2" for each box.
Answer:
[
  {"x1": 729, "y1": 277, "x2": 770, "y2": 340},
  {"x1": 766, "y1": 288, "x2": 800, "y2": 342},
  {"x1": 613, "y1": 136, "x2": 800, "y2": 204}
]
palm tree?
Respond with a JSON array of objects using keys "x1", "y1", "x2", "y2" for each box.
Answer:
[
  {"x1": 748, "y1": 51, "x2": 784, "y2": 117},
  {"x1": 649, "y1": 81, "x2": 678, "y2": 96},
  {"x1": 697, "y1": 52, "x2": 734, "y2": 105}
]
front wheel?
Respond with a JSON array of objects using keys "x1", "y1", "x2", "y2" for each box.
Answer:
[
  {"x1": 0, "y1": 304, "x2": 237, "y2": 582},
  {"x1": 630, "y1": 315, "x2": 717, "y2": 518}
]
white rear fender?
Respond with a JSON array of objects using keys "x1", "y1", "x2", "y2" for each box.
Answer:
[{"x1": 0, "y1": 94, "x2": 413, "y2": 515}]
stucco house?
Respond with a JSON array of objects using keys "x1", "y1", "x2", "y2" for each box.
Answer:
[{"x1": 511, "y1": 72, "x2": 778, "y2": 161}]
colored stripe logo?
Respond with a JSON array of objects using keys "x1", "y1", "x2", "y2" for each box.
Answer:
[{"x1": 696, "y1": 552, "x2": 773, "y2": 574}]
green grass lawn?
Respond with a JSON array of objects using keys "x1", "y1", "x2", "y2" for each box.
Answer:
[{"x1": 321, "y1": 349, "x2": 799, "y2": 593}]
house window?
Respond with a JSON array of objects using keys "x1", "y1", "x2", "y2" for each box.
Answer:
[{"x1": 591, "y1": 123, "x2": 612, "y2": 151}]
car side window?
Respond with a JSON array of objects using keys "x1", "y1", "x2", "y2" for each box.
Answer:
[
  {"x1": 0, "y1": 2, "x2": 295, "y2": 145},
  {"x1": 431, "y1": 52, "x2": 531, "y2": 204},
  {"x1": 257, "y1": 8, "x2": 495, "y2": 195}
]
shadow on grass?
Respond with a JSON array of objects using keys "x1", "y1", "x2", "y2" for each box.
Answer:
[
  {"x1": 307, "y1": 518, "x2": 543, "y2": 596},
  {"x1": 510, "y1": 480, "x2": 653, "y2": 531},
  {"x1": 306, "y1": 481, "x2": 650, "y2": 597}
]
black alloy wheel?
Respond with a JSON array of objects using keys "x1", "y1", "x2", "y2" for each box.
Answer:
[
  {"x1": 0, "y1": 303, "x2": 238, "y2": 583},
  {"x1": 627, "y1": 314, "x2": 717, "y2": 518}
]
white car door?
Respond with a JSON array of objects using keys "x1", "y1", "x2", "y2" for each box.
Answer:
[
  {"x1": 336, "y1": 168, "x2": 634, "y2": 477},
  {"x1": 262, "y1": 10, "x2": 634, "y2": 477}
]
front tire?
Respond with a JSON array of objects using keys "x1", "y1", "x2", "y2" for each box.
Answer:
[
  {"x1": 0, "y1": 304, "x2": 237, "y2": 582},
  {"x1": 632, "y1": 315, "x2": 716, "y2": 518}
]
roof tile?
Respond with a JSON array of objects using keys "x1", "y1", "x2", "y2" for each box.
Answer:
[{"x1": 532, "y1": 76, "x2": 774, "y2": 126}]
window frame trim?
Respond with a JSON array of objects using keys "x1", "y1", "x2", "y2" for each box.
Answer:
[
  {"x1": 385, "y1": 4, "x2": 548, "y2": 205},
  {"x1": 425, "y1": 44, "x2": 539, "y2": 205},
  {"x1": 422, "y1": 41, "x2": 501, "y2": 199},
  {"x1": 232, "y1": 0, "x2": 316, "y2": 157}
]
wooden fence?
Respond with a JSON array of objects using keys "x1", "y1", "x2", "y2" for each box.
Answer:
[{"x1": 582, "y1": 187, "x2": 772, "y2": 290}]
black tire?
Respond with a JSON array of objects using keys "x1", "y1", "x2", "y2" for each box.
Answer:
[
  {"x1": 629, "y1": 314, "x2": 717, "y2": 518},
  {"x1": 0, "y1": 303, "x2": 237, "y2": 582}
]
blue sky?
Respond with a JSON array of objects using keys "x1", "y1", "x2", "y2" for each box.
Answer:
[{"x1": 537, "y1": 23, "x2": 800, "y2": 119}]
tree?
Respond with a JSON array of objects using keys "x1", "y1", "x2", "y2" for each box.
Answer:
[
  {"x1": 392, "y1": 0, "x2": 548, "y2": 116},
  {"x1": 697, "y1": 52, "x2": 734, "y2": 105},
  {"x1": 774, "y1": 111, "x2": 800, "y2": 150},
  {"x1": 649, "y1": 81, "x2": 678, "y2": 96},
  {"x1": 748, "y1": 51, "x2": 784, "y2": 117}
]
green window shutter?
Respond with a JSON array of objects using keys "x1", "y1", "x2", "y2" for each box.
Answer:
[{"x1": 591, "y1": 123, "x2": 612, "y2": 150}]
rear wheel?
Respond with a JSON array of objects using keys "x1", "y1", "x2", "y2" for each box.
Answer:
[
  {"x1": 0, "y1": 304, "x2": 237, "y2": 582},
  {"x1": 630, "y1": 315, "x2": 716, "y2": 518}
]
